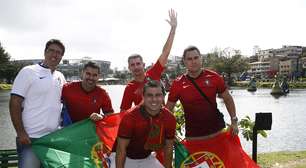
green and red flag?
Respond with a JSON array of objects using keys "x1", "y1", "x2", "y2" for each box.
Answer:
[
  {"x1": 32, "y1": 113, "x2": 124, "y2": 168},
  {"x1": 175, "y1": 131, "x2": 260, "y2": 168}
]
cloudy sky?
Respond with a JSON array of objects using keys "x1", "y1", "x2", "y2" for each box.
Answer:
[{"x1": 1, "y1": 0, "x2": 305, "y2": 69}]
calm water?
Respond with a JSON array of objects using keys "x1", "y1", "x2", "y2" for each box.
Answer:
[{"x1": 1, "y1": 86, "x2": 306, "y2": 154}]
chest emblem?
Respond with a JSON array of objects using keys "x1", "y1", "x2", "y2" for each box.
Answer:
[{"x1": 204, "y1": 79, "x2": 210, "y2": 86}]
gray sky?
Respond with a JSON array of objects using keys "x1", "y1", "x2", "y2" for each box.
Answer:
[{"x1": 1, "y1": 0, "x2": 306, "y2": 69}]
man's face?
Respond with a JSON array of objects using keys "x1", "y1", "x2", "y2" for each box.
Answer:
[
  {"x1": 143, "y1": 87, "x2": 164, "y2": 115},
  {"x1": 183, "y1": 49, "x2": 202, "y2": 73},
  {"x1": 44, "y1": 44, "x2": 64, "y2": 67},
  {"x1": 128, "y1": 57, "x2": 145, "y2": 76},
  {"x1": 81, "y1": 67, "x2": 100, "y2": 91}
]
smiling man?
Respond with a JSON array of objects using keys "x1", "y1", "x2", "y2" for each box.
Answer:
[
  {"x1": 10, "y1": 39, "x2": 66, "y2": 168},
  {"x1": 112, "y1": 80, "x2": 176, "y2": 168},
  {"x1": 61, "y1": 61, "x2": 114, "y2": 123}
]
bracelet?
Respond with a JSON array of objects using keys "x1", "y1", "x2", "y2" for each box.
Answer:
[{"x1": 231, "y1": 116, "x2": 238, "y2": 123}]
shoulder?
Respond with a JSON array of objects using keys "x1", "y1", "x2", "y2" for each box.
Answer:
[
  {"x1": 203, "y1": 69, "x2": 221, "y2": 77},
  {"x1": 64, "y1": 81, "x2": 80, "y2": 87},
  {"x1": 122, "y1": 106, "x2": 141, "y2": 121},
  {"x1": 95, "y1": 86, "x2": 109, "y2": 95},
  {"x1": 124, "y1": 80, "x2": 139, "y2": 90},
  {"x1": 173, "y1": 74, "x2": 186, "y2": 83},
  {"x1": 54, "y1": 70, "x2": 66, "y2": 78},
  {"x1": 19, "y1": 64, "x2": 37, "y2": 73},
  {"x1": 162, "y1": 107, "x2": 175, "y2": 120}
]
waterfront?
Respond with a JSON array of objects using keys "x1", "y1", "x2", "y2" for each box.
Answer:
[{"x1": 1, "y1": 86, "x2": 306, "y2": 154}]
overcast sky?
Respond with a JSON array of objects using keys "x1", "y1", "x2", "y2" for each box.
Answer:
[{"x1": 1, "y1": 0, "x2": 305, "y2": 69}]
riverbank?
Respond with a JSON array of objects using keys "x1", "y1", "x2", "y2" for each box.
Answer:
[
  {"x1": 234, "y1": 81, "x2": 306, "y2": 89},
  {"x1": 258, "y1": 150, "x2": 306, "y2": 168},
  {"x1": 0, "y1": 84, "x2": 12, "y2": 90}
]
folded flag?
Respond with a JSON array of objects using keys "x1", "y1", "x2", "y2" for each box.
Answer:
[
  {"x1": 175, "y1": 131, "x2": 259, "y2": 168},
  {"x1": 32, "y1": 113, "x2": 124, "y2": 168}
]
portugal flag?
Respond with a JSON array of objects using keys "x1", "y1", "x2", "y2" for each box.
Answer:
[
  {"x1": 175, "y1": 131, "x2": 259, "y2": 168},
  {"x1": 32, "y1": 113, "x2": 124, "y2": 168}
]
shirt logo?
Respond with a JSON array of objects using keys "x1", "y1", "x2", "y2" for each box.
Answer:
[
  {"x1": 182, "y1": 85, "x2": 190, "y2": 89},
  {"x1": 204, "y1": 79, "x2": 210, "y2": 86},
  {"x1": 39, "y1": 76, "x2": 47, "y2": 79}
]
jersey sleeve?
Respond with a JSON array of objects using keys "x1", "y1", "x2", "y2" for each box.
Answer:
[
  {"x1": 117, "y1": 114, "x2": 134, "y2": 139},
  {"x1": 167, "y1": 79, "x2": 180, "y2": 103},
  {"x1": 101, "y1": 90, "x2": 114, "y2": 114},
  {"x1": 216, "y1": 74, "x2": 227, "y2": 94},
  {"x1": 11, "y1": 67, "x2": 32, "y2": 98},
  {"x1": 146, "y1": 61, "x2": 164, "y2": 80},
  {"x1": 120, "y1": 85, "x2": 133, "y2": 111}
]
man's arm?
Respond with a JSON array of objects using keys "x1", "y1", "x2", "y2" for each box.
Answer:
[
  {"x1": 163, "y1": 139, "x2": 174, "y2": 168},
  {"x1": 120, "y1": 86, "x2": 133, "y2": 112},
  {"x1": 157, "y1": 9, "x2": 177, "y2": 67},
  {"x1": 166, "y1": 101, "x2": 176, "y2": 112},
  {"x1": 116, "y1": 137, "x2": 130, "y2": 168},
  {"x1": 220, "y1": 89, "x2": 239, "y2": 135},
  {"x1": 9, "y1": 95, "x2": 31, "y2": 144}
]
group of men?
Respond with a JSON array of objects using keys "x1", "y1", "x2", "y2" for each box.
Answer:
[{"x1": 10, "y1": 9, "x2": 238, "y2": 168}]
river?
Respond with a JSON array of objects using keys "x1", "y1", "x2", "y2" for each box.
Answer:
[{"x1": 1, "y1": 85, "x2": 306, "y2": 154}]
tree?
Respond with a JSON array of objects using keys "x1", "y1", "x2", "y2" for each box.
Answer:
[
  {"x1": 0, "y1": 42, "x2": 10, "y2": 64},
  {"x1": 0, "y1": 42, "x2": 26, "y2": 83},
  {"x1": 204, "y1": 48, "x2": 250, "y2": 86}
]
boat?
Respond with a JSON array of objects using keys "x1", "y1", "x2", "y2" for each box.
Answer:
[
  {"x1": 270, "y1": 80, "x2": 285, "y2": 96},
  {"x1": 247, "y1": 78, "x2": 257, "y2": 92},
  {"x1": 280, "y1": 79, "x2": 289, "y2": 94}
]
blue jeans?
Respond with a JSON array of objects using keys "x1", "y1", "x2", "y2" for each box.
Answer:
[{"x1": 16, "y1": 137, "x2": 41, "y2": 168}]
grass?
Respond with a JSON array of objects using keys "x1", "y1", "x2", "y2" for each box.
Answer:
[{"x1": 257, "y1": 150, "x2": 306, "y2": 168}]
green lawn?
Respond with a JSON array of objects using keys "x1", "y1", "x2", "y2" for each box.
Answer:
[{"x1": 258, "y1": 151, "x2": 306, "y2": 168}]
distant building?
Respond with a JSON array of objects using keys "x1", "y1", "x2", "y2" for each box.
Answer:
[
  {"x1": 274, "y1": 45, "x2": 303, "y2": 59},
  {"x1": 248, "y1": 61, "x2": 270, "y2": 78},
  {"x1": 59, "y1": 58, "x2": 111, "y2": 79},
  {"x1": 249, "y1": 55, "x2": 259, "y2": 63},
  {"x1": 279, "y1": 59, "x2": 298, "y2": 77},
  {"x1": 13, "y1": 58, "x2": 111, "y2": 80},
  {"x1": 257, "y1": 49, "x2": 274, "y2": 62}
]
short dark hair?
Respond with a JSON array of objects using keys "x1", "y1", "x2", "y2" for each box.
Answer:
[
  {"x1": 83, "y1": 61, "x2": 100, "y2": 73},
  {"x1": 182, "y1": 46, "x2": 201, "y2": 59},
  {"x1": 44, "y1": 39, "x2": 65, "y2": 55},
  {"x1": 143, "y1": 80, "x2": 164, "y2": 95},
  {"x1": 128, "y1": 54, "x2": 143, "y2": 64}
]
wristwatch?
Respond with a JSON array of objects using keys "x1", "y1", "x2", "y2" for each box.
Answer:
[{"x1": 231, "y1": 116, "x2": 238, "y2": 123}]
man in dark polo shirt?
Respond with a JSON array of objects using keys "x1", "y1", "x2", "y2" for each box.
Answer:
[{"x1": 111, "y1": 80, "x2": 176, "y2": 168}]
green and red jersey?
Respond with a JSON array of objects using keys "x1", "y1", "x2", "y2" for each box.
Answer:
[
  {"x1": 168, "y1": 69, "x2": 227, "y2": 137},
  {"x1": 120, "y1": 61, "x2": 164, "y2": 111},
  {"x1": 62, "y1": 81, "x2": 114, "y2": 122}
]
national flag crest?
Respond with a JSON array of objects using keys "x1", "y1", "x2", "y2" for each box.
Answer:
[
  {"x1": 174, "y1": 131, "x2": 260, "y2": 168},
  {"x1": 32, "y1": 113, "x2": 124, "y2": 168}
]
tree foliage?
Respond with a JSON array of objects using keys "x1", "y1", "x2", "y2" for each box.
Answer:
[
  {"x1": 203, "y1": 48, "x2": 250, "y2": 85},
  {"x1": 0, "y1": 42, "x2": 25, "y2": 83},
  {"x1": 0, "y1": 42, "x2": 10, "y2": 64}
]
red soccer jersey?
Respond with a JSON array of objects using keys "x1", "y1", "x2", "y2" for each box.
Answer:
[
  {"x1": 120, "y1": 61, "x2": 164, "y2": 111},
  {"x1": 168, "y1": 69, "x2": 227, "y2": 137},
  {"x1": 117, "y1": 105, "x2": 176, "y2": 159},
  {"x1": 62, "y1": 82, "x2": 114, "y2": 122}
]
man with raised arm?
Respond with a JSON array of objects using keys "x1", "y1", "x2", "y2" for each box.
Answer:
[{"x1": 120, "y1": 9, "x2": 177, "y2": 111}]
